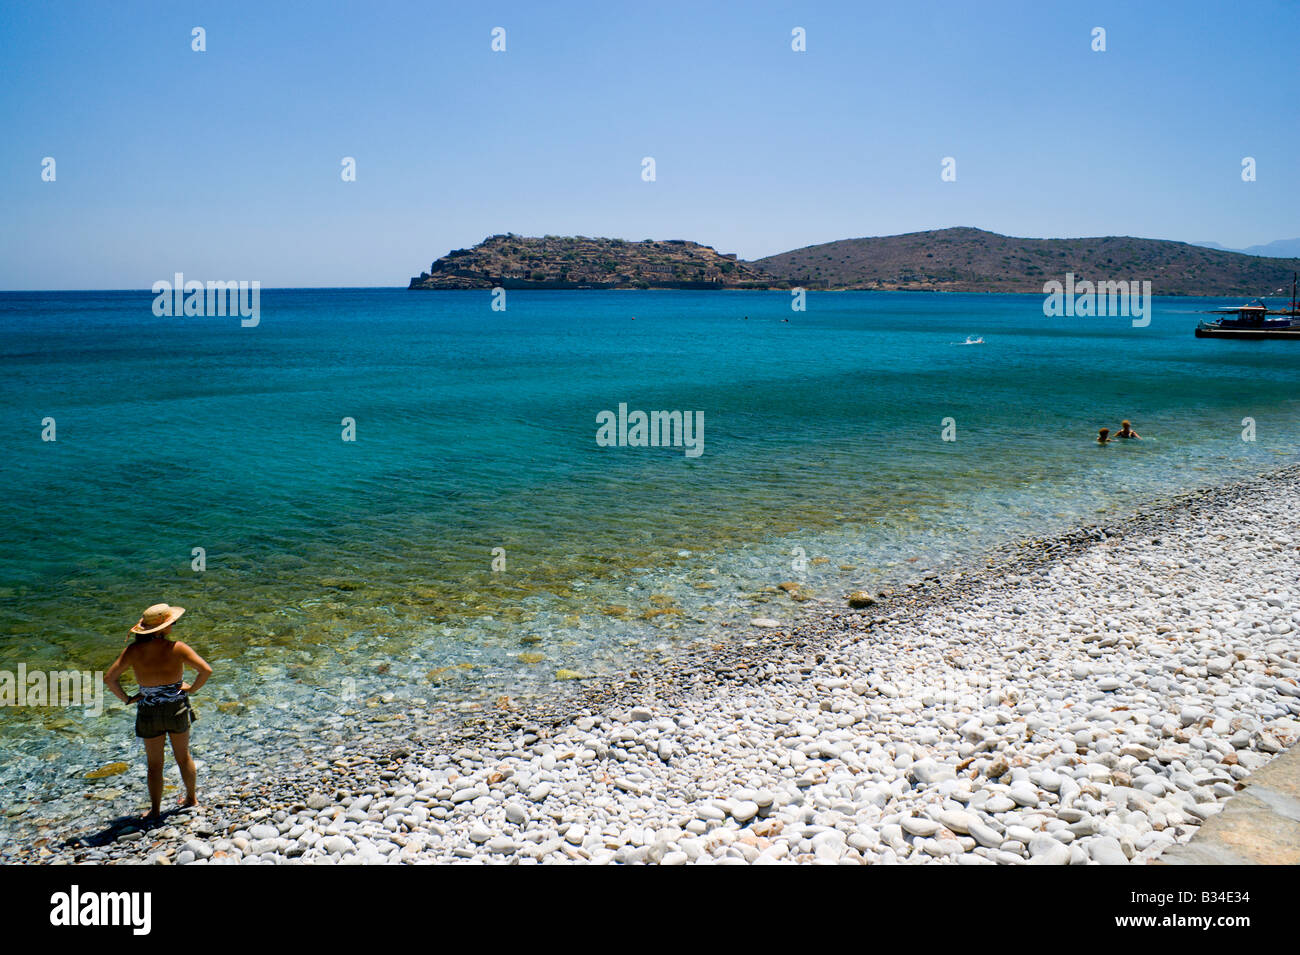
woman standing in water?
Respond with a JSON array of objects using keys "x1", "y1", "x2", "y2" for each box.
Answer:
[{"x1": 105, "y1": 603, "x2": 213, "y2": 819}]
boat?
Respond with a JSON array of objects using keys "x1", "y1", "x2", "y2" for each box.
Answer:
[
  {"x1": 1194, "y1": 304, "x2": 1300, "y2": 339},
  {"x1": 1195, "y1": 273, "x2": 1300, "y2": 339}
]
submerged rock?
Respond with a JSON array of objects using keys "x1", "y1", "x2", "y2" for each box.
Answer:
[{"x1": 83, "y1": 762, "x2": 129, "y2": 780}]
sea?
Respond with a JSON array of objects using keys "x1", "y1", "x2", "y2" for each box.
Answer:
[{"x1": 2, "y1": 288, "x2": 1297, "y2": 839}]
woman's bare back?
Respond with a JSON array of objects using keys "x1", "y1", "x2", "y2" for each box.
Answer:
[{"x1": 127, "y1": 638, "x2": 187, "y2": 687}]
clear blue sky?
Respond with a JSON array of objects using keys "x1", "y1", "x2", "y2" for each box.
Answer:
[{"x1": 2, "y1": 0, "x2": 1297, "y2": 289}]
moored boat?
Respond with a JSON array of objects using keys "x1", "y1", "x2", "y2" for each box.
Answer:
[{"x1": 1195, "y1": 273, "x2": 1300, "y2": 339}]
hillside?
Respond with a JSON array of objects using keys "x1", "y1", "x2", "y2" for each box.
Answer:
[
  {"x1": 409, "y1": 234, "x2": 782, "y2": 290},
  {"x1": 754, "y1": 227, "x2": 1300, "y2": 296}
]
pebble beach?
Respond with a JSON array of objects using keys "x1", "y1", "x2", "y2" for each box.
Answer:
[{"x1": 26, "y1": 465, "x2": 1300, "y2": 865}]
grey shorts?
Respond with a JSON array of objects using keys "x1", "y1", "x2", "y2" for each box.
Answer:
[{"x1": 135, "y1": 697, "x2": 197, "y2": 739}]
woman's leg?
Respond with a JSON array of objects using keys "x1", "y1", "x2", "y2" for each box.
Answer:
[
  {"x1": 169, "y1": 731, "x2": 198, "y2": 807},
  {"x1": 143, "y1": 734, "x2": 165, "y2": 818}
]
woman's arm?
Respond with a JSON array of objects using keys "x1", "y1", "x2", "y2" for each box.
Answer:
[
  {"x1": 105, "y1": 646, "x2": 139, "y2": 704},
  {"x1": 175, "y1": 641, "x2": 213, "y2": 694}
]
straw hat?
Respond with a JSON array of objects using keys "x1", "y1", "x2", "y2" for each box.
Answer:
[{"x1": 130, "y1": 603, "x2": 186, "y2": 635}]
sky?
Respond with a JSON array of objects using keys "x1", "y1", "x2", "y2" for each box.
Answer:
[{"x1": 2, "y1": 0, "x2": 1298, "y2": 289}]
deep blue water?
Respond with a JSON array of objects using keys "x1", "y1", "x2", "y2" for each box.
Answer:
[{"x1": 1, "y1": 288, "x2": 1297, "y2": 821}]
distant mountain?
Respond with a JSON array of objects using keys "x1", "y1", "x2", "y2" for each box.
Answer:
[
  {"x1": 409, "y1": 234, "x2": 782, "y2": 290},
  {"x1": 1195, "y1": 238, "x2": 1300, "y2": 258},
  {"x1": 754, "y1": 227, "x2": 1300, "y2": 296}
]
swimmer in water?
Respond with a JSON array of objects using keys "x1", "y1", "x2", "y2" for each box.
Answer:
[
  {"x1": 1115, "y1": 419, "x2": 1141, "y2": 439},
  {"x1": 1097, "y1": 428, "x2": 1111, "y2": 444}
]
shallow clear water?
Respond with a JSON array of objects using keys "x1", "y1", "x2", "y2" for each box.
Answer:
[{"x1": 1, "y1": 289, "x2": 1297, "y2": 836}]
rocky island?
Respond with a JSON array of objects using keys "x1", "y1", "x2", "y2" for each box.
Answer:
[
  {"x1": 410, "y1": 228, "x2": 1300, "y2": 297},
  {"x1": 408, "y1": 234, "x2": 784, "y2": 290}
]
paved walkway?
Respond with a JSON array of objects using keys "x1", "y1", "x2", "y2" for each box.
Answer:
[{"x1": 1160, "y1": 743, "x2": 1300, "y2": 865}]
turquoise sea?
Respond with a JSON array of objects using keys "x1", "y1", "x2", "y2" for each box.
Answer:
[{"x1": 2, "y1": 288, "x2": 1298, "y2": 833}]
